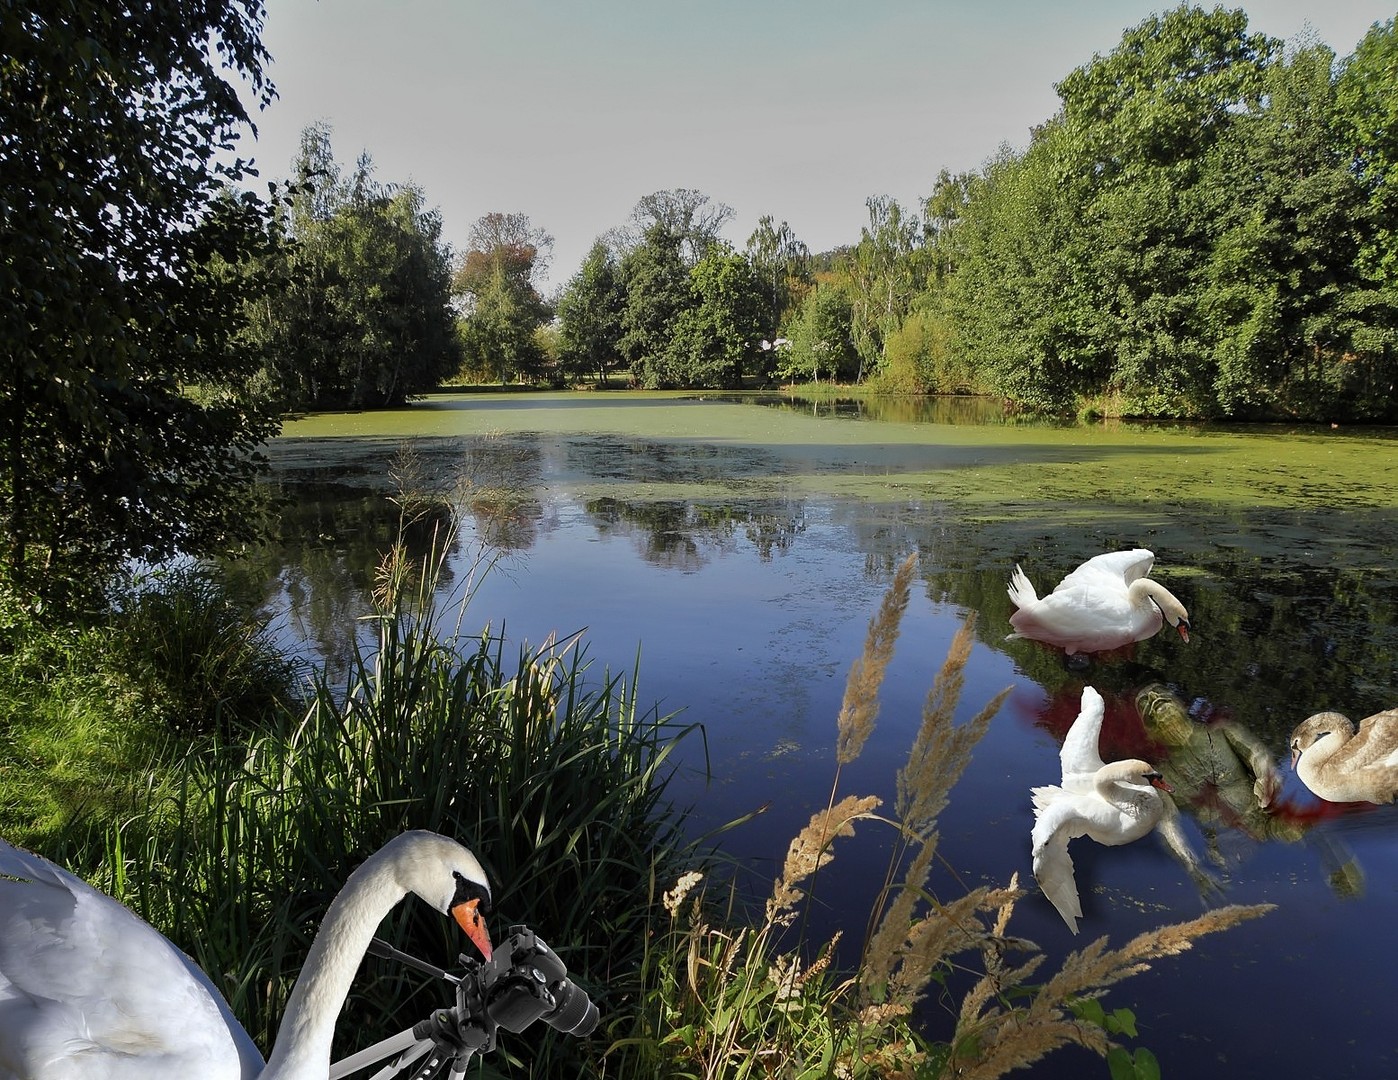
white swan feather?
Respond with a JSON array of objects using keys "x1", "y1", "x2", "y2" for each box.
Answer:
[
  {"x1": 1007, "y1": 549, "x2": 1190, "y2": 656},
  {"x1": 1030, "y1": 686, "x2": 1174, "y2": 933}
]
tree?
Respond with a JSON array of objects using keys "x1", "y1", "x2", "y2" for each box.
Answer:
[
  {"x1": 949, "y1": 135, "x2": 1102, "y2": 411},
  {"x1": 625, "y1": 188, "x2": 733, "y2": 266},
  {"x1": 846, "y1": 196, "x2": 925, "y2": 380},
  {"x1": 669, "y1": 245, "x2": 768, "y2": 387},
  {"x1": 785, "y1": 283, "x2": 858, "y2": 384},
  {"x1": 1, "y1": 0, "x2": 283, "y2": 607},
  {"x1": 745, "y1": 215, "x2": 812, "y2": 339},
  {"x1": 1054, "y1": 5, "x2": 1278, "y2": 413},
  {"x1": 619, "y1": 224, "x2": 693, "y2": 387},
  {"x1": 454, "y1": 212, "x2": 553, "y2": 384},
  {"x1": 557, "y1": 242, "x2": 626, "y2": 386},
  {"x1": 1203, "y1": 40, "x2": 1398, "y2": 416},
  {"x1": 1336, "y1": 18, "x2": 1398, "y2": 284},
  {"x1": 248, "y1": 137, "x2": 461, "y2": 408}
]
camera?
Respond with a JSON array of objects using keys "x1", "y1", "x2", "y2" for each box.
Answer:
[{"x1": 448, "y1": 925, "x2": 599, "y2": 1054}]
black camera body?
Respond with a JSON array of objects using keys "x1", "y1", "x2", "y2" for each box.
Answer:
[{"x1": 449, "y1": 925, "x2": 599, "y2": 1056}]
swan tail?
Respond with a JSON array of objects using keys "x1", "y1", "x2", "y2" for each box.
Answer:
[{"x1": 1007, "y1": 564, "x2": 1039, "y2": 611}]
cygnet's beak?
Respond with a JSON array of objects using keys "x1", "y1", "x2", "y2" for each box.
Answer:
[{"x1": 452, "y1": 897, "x2": 493, "y2": 962}]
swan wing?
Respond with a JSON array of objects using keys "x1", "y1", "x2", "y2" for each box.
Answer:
[
  {"x1": 1059, "y1": 549, "x2": 1155, "y2": 590},
  {"x1": 0, "y1": 839, "x2": 259, "y2": 1080},
  {"x1": 1030, "y1": 790, "x2": 1085, "y2": 934},
  {"x1": 1007, "y1": 583, "x2": 1155, "y2": 653},
  {"x1": 1347, "y1": 710, "x2": 1398, "y2": 770},
  {"x1": 1058, "y1": 686, "x2": 1108, "y2": 791}
]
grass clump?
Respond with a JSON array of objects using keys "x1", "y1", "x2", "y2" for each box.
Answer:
[
  {"x1": 94, "y1": 534, "x2": 695, "y2": 1077},
  {"x1": 623, "y1": 554, "x2": 1272, "y2": 1078},
  {"x1": 0, "y1": 566, "x2": 299, "y2": 848}
]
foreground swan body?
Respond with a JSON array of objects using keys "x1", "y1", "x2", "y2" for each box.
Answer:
[
  {"x1": 1006, "y1": 548, "x2": 1190, "y2": 656},
  {"x1": 0, "y1": 830, "x2": 493, "y2": 1080},
  {"x1": 1031, "y1": 686, "x2": 1175, "y2": 933},
  {"x1": 1290, "y1": 708, "x2": 1398, "y2": 804}
]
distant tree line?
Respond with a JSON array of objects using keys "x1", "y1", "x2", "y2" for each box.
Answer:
[
  {"x1": 944, "y1": 7, "x2": 1398, "y2": 419},
  {"x1": 549, "y1": 7, "x2": 1398, "y2": 419},
  {"x1": 240, "y1": 5, "x2": 1398, "y2": 419}
]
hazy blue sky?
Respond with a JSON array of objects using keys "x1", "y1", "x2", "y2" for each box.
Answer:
[{"x1": 241, "y1": 1, "x2": 1396, "y2": 290}]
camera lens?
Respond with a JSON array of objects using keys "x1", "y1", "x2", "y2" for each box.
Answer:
[{"x1": 546, "y1": 980, "x2": 599, "y2": 1037}]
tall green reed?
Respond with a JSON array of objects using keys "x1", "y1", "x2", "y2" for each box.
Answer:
[{"x1": 99, "y1": 532, "x2": 698, "y2": 1077}]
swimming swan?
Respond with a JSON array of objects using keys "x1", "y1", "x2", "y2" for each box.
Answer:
[
  {"x1": 1031, "y1": 686, "x2": 1175, "y2": 933},
  {"x1": 1289, "y1": 708, "x2": 1398, "y2": 804},
  {"x1": 0, "y1": 830, "x2": 493, "y2": 1080},
  {"x1": 1006, "y1": 548, "x2": 1190, "y2": 656}
]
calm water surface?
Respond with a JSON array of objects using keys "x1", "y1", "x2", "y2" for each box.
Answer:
[{"x1": 261, "y1": 392, "x2": 1398, "y2": 1079}]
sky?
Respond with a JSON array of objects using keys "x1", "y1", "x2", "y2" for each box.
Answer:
[{"x1": 237, "y1": 1, "x2": 1396, "y2": 293}]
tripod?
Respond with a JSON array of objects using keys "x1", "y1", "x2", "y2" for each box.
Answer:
[{"x1": 329, "y1": 925, "x2": 599, "y2": 1080}]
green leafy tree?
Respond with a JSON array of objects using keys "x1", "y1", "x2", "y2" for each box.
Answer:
[
  {"x1": 1055, "y1": 5, "x2": 1278, "y2": 413},
  {"x1": 557, "y1": 242, "x2": 626, "y2": 386},
  {"x1": 619, "y1": 224, "x2": 694, "y2": 387},
  {"x1": 922, "y1": 168, "x2": 974, "y2": 282},
  {"x1": 453, "y1": 212, "x2": 553, "y2": 384},
  {"x1": 950, "y1": 135, "x2": 1101, "y2": 411},
  {"x1": 668, "y1": 245, "x2": 768, "y2": 387},
  {"x1": 626, "y1": 188, "x2": 733, "y2": 267},
  {"x1": 784, "y1": 283, "x2": 858, "y2": 384},
  {"x1": 1336, "y1": 18, "x2": 1398, "y2": 284},
  {"x1": 846, "y1": 196, "x2": 924, "y2": 380},
  {"x1": 1204, "y1": 40, "x2": 1398, "y2": 417},
  {"x1": 249, "y1": 135, "x2": 461, "y2": 409},
  {"x1": 1, "y1": 0, "x2": 283, "y2": 608},
  {"x1": 745, "y1": 215, "x2": 812, "y2": 338}
]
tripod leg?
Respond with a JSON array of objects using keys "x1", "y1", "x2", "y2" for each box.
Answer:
[{"x1": 329, "y1": 1028, "x2": 431, "y2": 1079}]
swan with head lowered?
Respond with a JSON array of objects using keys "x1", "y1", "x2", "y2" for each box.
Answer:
[
  {"x1": 1006, "y1": 548, "x2": 1190, "y2": 656},
  {"x1": 0, "y1": 830, "x2": 493, "y2": 1080},
  {"x1": 1289, "y1": 708, "x2": 1398, "y2": 804},
  {"x1": 1031, "y1": 686, "x2": 1184, "y2": 934}
]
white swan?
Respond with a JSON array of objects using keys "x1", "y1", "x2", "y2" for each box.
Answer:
[
  {"x1": 1006, "y1": 548, "x2": 1190, "y2": 656},
  {"x1": 1289, "y1": 708, "x2": 1398, "y2": 804},
  {"x1": 0, "y1": 830, "x2": 493, "y2": 1080},
  {"x1": 1030, "y1": 686, "x2": 1175, "y2": 933}
]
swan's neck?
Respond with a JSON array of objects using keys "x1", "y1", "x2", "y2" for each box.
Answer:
[
  {"x1": 1129, "y1": 579, "x2": 1184, "y2": 622},
  {"x1": 1095, "y1": 775, "x2": 1158, "y2": 817},
  {"x1": 261, "y1": 851, "x2": 405, "y2": 1080}
]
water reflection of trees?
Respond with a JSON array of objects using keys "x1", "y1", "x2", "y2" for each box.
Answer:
[
  {"x1": 583, "y1": 497, "x2": 806, "y2": 569},
  {"x1": 224, "y1": 482, "x2": 465, "y2": 669}
]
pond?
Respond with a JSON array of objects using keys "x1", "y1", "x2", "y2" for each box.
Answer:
[{"x1": 260, "y1": 391, "x2": 1398, "y2": 1078}]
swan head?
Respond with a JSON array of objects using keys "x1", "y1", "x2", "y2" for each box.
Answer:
[
  {"x1": 1289, "y1": 711, "x2": 1354, "y2": 770},
  {"x1": 1137, "y1": 580, "x2": 1189, "y2": 643},
  {"x1": 1158, "y1": 598, "x2": 1190, "y2": 643},
  {"x1": 1099, "y1": 758, "x2": 1173, "y2": 794},
  {"x1": 396, "y1": 832, "x2": 494, "y2": 962}
]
